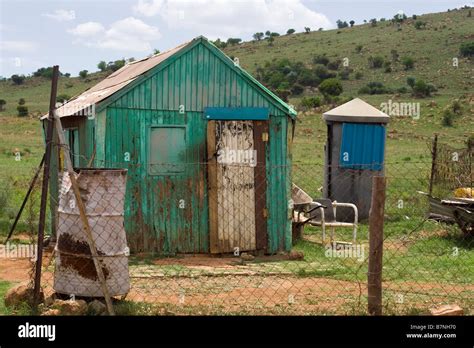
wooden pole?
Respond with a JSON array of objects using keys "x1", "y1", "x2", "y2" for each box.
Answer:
[
  {"x1": 428, "y1": 134, "x2": 438, "y2": 196},
  {"x1": 53, "y1": 113, "x2": 115, "y2": 316},
  {"x1": 6, "y1": 154, "x2": 45, "y2": 243},
  {"x1": 34, "y1": 66, "x2": 59, "y2": 306},
  {"x1": 368, "y1": 176, "x2": 386, "y2": 316}
]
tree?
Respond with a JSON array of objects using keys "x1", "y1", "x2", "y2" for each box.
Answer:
[
  {"x1": 11, "y1": 74, "x2": 25, "y2": 85},
  {"x1": 412, "y1": 79, "x2": 435, "y2": 97},
  {"x1": 268, "y1": 36, "x2": 275, "y2": 46},
  {"x1": 0, "y1": 99, "x2": 6, "y2": 111},
  {"x1": 265, "y1": 30, "x2": 271, "y2": 37},
  {"x1": 226, "y1": 38, "x2": 242, "y2": 46},
  {"x1": 336, "y1": 20, "x2": 349, "y2": 28},
  {"x1": 97, "y1": 61, "x2": 107, "y2": 72},
  {"x1": 401, "y1": 56, "x2": 415, "y2": 70},
  {"x1": 253, "y1": 32, "x2": 264, "y2": 41},
  {"x1": 79, "y1": 70, "x2": 88, "y2": 78},
  {"x1": 33, "y1": 67, "x2": 57, "y2": 79},
  {"x1": 286, "y1": 29, "x2": 295, "y2": 35},
  {"x1": 370, "y1": 18, "x2": 377, "y2": 27},
  {"x1": 393, "y1": 12, "x2": 407, "y2": 23},
  {"x1": 153, "y1": 48, "x2": 160, "y2": 55},
  {"x1": 349, "y1": 20, "x2": 355, "y2": 27},
  {"x1": 318, "y1": 78, "x2": 343, "y2": 96},
  {"x1": 304, "y1": 27, "x2": 310, "y2": 34}
]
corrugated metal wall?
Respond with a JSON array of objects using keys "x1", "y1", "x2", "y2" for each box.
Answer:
[{"x1": 95, "y1": 41, "x2": 292, "y2": 254}]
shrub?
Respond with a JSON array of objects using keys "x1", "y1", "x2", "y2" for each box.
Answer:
[
  {"x1": 368, "y1": 56, "x2": 384, "y2": 68},
  {"x1": 79, "y1": 70, "x2": 88, "y2": 78},
  {"x1": 407, "y1": 77, "x2": 416, "y2": 88},
  {"x1": 319, "y1": 78, "x2": 343, "y2": 96},
  {"x1": 56, "y1": 94, "x2": 71, "y2": 103},
  {"x1": 358, "y1": 81, "x2": 392, "y2": 95},
  {"x1": 227, "y1": 38, "x2": 242, "y2": 46},
  {"x1": 412, "y1": 79, "x2": 436, "y2": 97},
  {"x1": 459, "y1": 42, "x2": 474, "y2": 57},
  {"x1": 327, "y1": 59, "x2": 341, "y2": 70},
  {"x1": 301, "y1": 96, "x2": 322, "y2": 109},
  {"x1": 0, "y1": 99, "x2": 6, "y2": 111},
  {"x1": 397, "y1": 86, "x2": 408, "y2": 93},
  {"x1": 17, "y1": 105, "x2": 28, "y2": 117},
  {"x1": 384, "y1": 61, "x2": 392, "y2": 73},
  {"x1": 338, "y1": 68, "x2": 351, "y2": 80},
  {"x1": 370, "y1": 18, "x2": 377, "y2": 27},
  {"x1": 290, "y1": 83, "x2": 304, "y2": 95},
  {"x1": 304, "y1": 27, "x2": 310, "y2": 34},
  {"x1": 414, "y1": 20, "x2": 426, "y2": 29},
  {"x1": 314, "y1": 65, "x2": 335, "y2": 80},
  {"x1": 18, "y1": 98, "x2": 25, "y2": 105},
  {"x1": 451, "y1": 100, "x2": 462, "y2": 114},
  {"x1": 402, "y1": 56, "x2": 415, "y2": 70},
  {"x1": 286, "y1": 29, "x2": 295, "y2": 35},
  {"x1": 442, "y1": 109, "x2": 454, "y2": 127},
  {"x1": 11, "y1": 74, "x2": 25, "y2": 85},
  {"x1": 354, "y1": 71, "x2": 363, "y2": 80},
  {"x1": 355, "y1": 45, "x2": 363, "y2": 53},
  {"x1": 313, "y1": 55, "x2": 329, "y2": 66}
]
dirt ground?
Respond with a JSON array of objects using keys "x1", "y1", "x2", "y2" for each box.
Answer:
[{"x1": 1, "y1": 253, "x2": 472, "y2": 315}]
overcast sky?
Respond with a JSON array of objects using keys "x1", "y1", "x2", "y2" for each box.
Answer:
[{"x1": 0, "y1": 0, "x2": 470, "y2": 77}]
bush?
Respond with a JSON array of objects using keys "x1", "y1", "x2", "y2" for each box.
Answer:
[
  {"x1": 442, "y1": 109, "x2": 454, "y2": 127},
  {"x1": 319, "y1": 78, "x2": 343, "y2": 96},
  {"x1": 301, "y1": 96, "x2": 322, "y2": 109},
  {"x1": 338, "y1": 68, "x2": 351, "y2": 80},
  {"x1": 355, "y1": 45, "x2": 363, "y2": 53},
  {"x1": 11, "y1": 74, "x2": 25, "y2": 85},
  {"x1": 459, "y1": 42, "x2": 474, "y2": 57},
  {"x1": 327, "y1": 59, "x2": 341, "y2": 71},
  {"x1": 402, "y1": 56, "x2": 415, "y2": 70},
  {"x1": 451, "y1": 100, "x2": 462, "y2": 114},
  {"x1": 368, "y1": 56, "x2": 384, "y2": 68},
  {"x1": 358, "y1": 81, "x2": 392, "y2": 95},
  {"x1": 286, "y1": 29, "x2": 295, "y2": 35},
  {"x1": 0, "y1": 99, "x2": 5, "y2": 111},
  {"x1": 412, "y1": 79, "x2": 436, "y2": 97},
  {"x1": 383, "y1": 61, "x2": 392, "y2": 73},
  {"x1": 290, "y1": 83, "x2": 304, "y2": 95},
  {"x1": 354, "y1": 71, "x2": 363, "y2": 80},
  {"x1": 18, "y1": 98, "x2": 25, "y2": 105},
  {"x1": 79, "y1": 70, "x2": 88, "y2": 78},
  {"x1": 407, "y1": 76, "x2": 416, "y2": 88},
  {"x1": 397, "y1": 86, "x2": 408, "y2": 93},
  {"x1": 314, "y1": 65, "x2": 335, "y2": 80},
  {"x1": 313, "y1": 55, "x2": 329, "y2": 66},
  {"x1": 414, "y1": 21, "x2": 426, "y2": 29},
  {"x1": 17, "y1": 105, "x2": 28, "y2": 117}
]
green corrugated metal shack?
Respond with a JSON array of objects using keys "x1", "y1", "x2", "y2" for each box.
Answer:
[{"x1": 47, "y1": 36, "x2": 297, "y2": 255}]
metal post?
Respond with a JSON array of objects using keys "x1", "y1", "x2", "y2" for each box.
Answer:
[
  {"x1": 368, "y1": 176, "x2": 386, "y2": 316},
  {"x1": 34, "y1": 65, "x2": 59, "y2": 306}
]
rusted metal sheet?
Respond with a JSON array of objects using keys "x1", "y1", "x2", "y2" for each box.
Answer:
[
  {"x1": 215, "y1": 120, "x2": 256, "y2": 252},
  {"x1": 54, "y1": 169, "x2": 130, "y2": 297}
]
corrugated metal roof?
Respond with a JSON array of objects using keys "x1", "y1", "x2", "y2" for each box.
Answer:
[
  {"x1": 43, "y1": 41, "x2": 189, "y2": 119},
  {"x1": 44, "y1": 36, "x2": 296, "y2": 119},
  {"x1": 323, "y1": 98, "x2": 389, "y2": 123}
]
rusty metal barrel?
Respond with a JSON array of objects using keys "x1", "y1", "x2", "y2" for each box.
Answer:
[{"x1": 54, "y1": 169, "x2": 130, "y2": 297}]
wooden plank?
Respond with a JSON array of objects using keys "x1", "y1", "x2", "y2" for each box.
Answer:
[
  {"x1": 207, "y1": 120, "x2": 219, "y2": 253},
  {"x1": 368, "y1": 176, "x2": 386, "y2": 316},
  {"x1": 253, "y1": 120, "x2": 268, "y2": 252}
]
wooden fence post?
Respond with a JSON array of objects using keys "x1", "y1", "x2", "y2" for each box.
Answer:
[
  {"x1": 368, "y1": 176, "x2": 386, "y2": 316},
  {"x1": 429, "y1": 134, "x2": 438, "y2": 196}
]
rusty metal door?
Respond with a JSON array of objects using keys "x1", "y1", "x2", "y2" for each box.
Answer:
[{"x1": 208, "y1": 120, "x2": 267, "y2": 253}]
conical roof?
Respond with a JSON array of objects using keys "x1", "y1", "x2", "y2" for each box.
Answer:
[{"x1": 323, "y1": 98, "x2": 389, "y2": 123}]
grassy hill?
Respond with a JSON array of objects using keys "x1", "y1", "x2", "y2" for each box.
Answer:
[{"x1": 0, "y1": 7, "x2": 472, "y2": 201}]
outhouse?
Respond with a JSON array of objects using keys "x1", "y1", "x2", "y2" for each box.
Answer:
[
  {"x1": 322, "y1": 98, "x2": 389, "y2": 221},
  {"x1": 45, "y1": 36, "x2": 296, "y2": 255}
]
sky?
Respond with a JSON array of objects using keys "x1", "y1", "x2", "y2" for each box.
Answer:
[{"x1": 0, "y1": 0, "x2": 471, "y2": 77}]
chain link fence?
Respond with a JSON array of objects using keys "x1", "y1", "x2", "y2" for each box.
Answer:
[{"x1": 0, "y1": 155, "x2": 472, "y2": 315}]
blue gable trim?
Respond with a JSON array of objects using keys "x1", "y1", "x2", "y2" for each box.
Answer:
[{"x1": 204, "y1": 107, "x2": 269, "y2": 120}]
